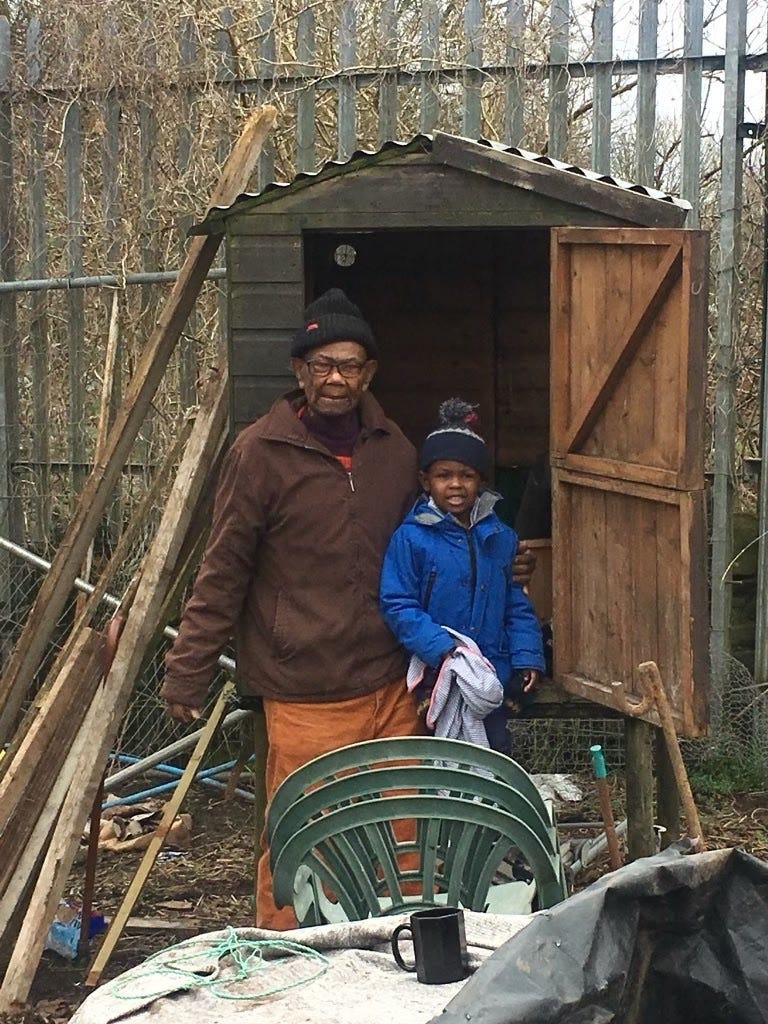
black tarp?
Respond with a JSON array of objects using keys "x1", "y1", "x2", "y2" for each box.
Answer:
[{"x1": 432, "y1": 844, "x2": 768, "y2": 1024}]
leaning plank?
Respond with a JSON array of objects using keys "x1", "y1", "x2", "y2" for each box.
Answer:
[
  {"x1": 0, "y1": 650, "x2": 106, "y2": 953},
  {"x1": 0, "y1": 105, "x2": 276, "y2": 748},
  {"x1": 85, "y1": 680, "x2": 235, "y2": 986},
  {"x1": 0, "y1": 628, "x2": 104, "y2": 903},
  {"x1": 0, "y1": 628, "x2": 103, "y2": 828},
  {"x1": 0, "y1": 370, "x2": 229, "y2": 1011}
]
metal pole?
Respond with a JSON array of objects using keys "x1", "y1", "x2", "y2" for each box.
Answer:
[
  {"x1": 753, "y1": 42, "x2": 768, "y2": 692},
  {"x1": 0, "y1": 266, "x2": 226, "y2": 295},
  {"x1": 710, "y1": 0, "x2": 747, "y2": 724},
  {"x1": 0, "y1": 534, "x2": 235, "y2": 673}
]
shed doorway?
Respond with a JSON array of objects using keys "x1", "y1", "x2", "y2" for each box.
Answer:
[{"x1": 304, "y1": 228, "x2": 553, "y2": 555}]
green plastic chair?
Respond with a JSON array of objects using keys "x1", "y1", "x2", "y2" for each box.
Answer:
[{"x1": 267, "y1": 736, "x2": 568, "y2": 925}]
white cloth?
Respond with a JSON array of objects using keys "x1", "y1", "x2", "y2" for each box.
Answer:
[{"x1": 406, "y1": 628, "x2": 503, "y2": 746}]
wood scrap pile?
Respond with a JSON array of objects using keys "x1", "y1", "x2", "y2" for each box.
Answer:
[{"x1": 0, "y1": 105, "x2": 276, "y2": 1012}]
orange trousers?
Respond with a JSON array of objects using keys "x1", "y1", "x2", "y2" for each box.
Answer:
[{"x1": 255, "y1": 676, "x2": 421, "y2": 929}]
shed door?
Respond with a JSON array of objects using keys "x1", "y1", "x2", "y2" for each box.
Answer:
[{"x1": 550, "y1": 227, "x2": 708, "y2": 737}]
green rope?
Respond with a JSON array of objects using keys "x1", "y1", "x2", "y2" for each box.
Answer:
[{"x1": 106, "y1": 927, "x2": 330, "y2": 1002}]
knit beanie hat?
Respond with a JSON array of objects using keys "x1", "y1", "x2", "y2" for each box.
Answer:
[
  {"x1": 419, "y1": 398, "x2": 487, "y2": 473},
  {"x1": 291, "y1": 288, "x2": 377, "y2": 359}
]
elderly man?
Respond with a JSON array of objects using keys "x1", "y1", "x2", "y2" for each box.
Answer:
[{"x1": 162, "y1": 287, "x2": 532, "y2": 928}]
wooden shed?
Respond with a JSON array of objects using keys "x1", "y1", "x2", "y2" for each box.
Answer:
[{"x1": 193, "y1": 132, "x2": 709, "y2": 739}]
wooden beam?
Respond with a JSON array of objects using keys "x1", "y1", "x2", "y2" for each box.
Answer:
[
  {"x1": 0, "y1": 105, "x2": 275, "y2": 748},
  {"x1": 625, "y1": 717, "x2": 655, "y2": 859},
  {"x1": 85, "y1": 680, "x2": 234, "y2": 986},
  {"x1": 430, "y1": 132, "x2": 688, "y2": 229}
]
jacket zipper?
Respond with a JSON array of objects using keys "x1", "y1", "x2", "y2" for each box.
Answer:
[
  {"x1": 467, "y1": 528, "x2": 477, "y2": 597},
  {"x1": 347, "y1": 471, "x2": 355, "y2": 492},
  {"x1": 423, "y1": 570, "x2": 436, "y2": 610}
]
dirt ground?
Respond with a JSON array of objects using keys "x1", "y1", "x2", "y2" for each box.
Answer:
[{"x1": 3, "y1": 782, "x2": 768, "y2": 1024}]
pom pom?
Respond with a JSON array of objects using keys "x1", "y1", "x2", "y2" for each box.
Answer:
[{"x1": 437, "y1": 398, "x2": 480, "y2": 431}]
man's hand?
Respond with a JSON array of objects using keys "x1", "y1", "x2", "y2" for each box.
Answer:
[
  {"x1": 512, "y1": 540, "x2": 537, "y2": 587},
  {"x1": 521, "y1": 669, "x2": 542, "y2": 694},
  {"x1": 165, "y1": 702, "x2": 203, "y2": 724}
]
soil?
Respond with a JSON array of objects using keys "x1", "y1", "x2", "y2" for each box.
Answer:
[{"x1": 2, "y1": 783, "x2": 768, "y2": 1024}]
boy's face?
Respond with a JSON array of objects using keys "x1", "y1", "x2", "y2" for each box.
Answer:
[{"x1": 419, "y1": 460, "x2": 481, "y2": 525}]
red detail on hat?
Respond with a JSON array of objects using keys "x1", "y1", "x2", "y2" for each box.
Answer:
[{"x1": 306, "y1": 321, "x2": 319, "y2": 330}]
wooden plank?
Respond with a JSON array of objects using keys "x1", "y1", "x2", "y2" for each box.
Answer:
[
  {"x1": 463, "y1": 0, "x2": 482, "y2": 139},
  {"x1": 85, "y1": 681, "x2": 235, "y2": 986},
  {"x1": 65, "y1": 27, "x2": 85, "y2": 503},
  {"x1": 554, "y1": 454, "x2": 683, "y2": 491},
  {"x1": 296, "y1": 6, "x2": 316, "y2": 173},
  {"x1": 101, "y1": 84, "x2": 123, "y2": 541},
  {"x1": 635, "y1": 0, "x2": 658, "y2": 185},
  {"x1": 591, "y1": 0, "x2": 613, "y2": 174},
  {"x1": 230, "y1": 281, "x2": 304, "y2": 330},
  {"x1": 216, "y1": 8, "x2": 235, "y2": 366},
  {"x1": 178, "y1": 15, "x2": 199, "y2": 411},
  {"x1": 548, "y1": 0, "x2": 569, "y2": 160},
  {"x1": 680, "y1": 0, "x2": 704, "y2": 222},
  {"x1": 338, "y1": 0, "x2": 356, "y2": 161},
  {"x1": 0, "y1": 106, "x2": 276, "y2": 750},
  {"x1": 655, "y1": 719, "x2": 681, "y2": 846},
  {"x1": 504, "y1": 0, "x2": 525, "y2": 146},
  {"x1": 0, "y1": 629, "x2": 104, "y2": 938},
  {"x1": 0, "y1": 372, "x2": 230, "y2": 1010},
  {"x1": 0, "y1": 664, "x2": 105, "y2": 952},
  {"x1": 420, "y1": 0, "x2": 439, "y2": 134},
  {"x1": 625, "y1": 718, "x2": 655, "y2": 859},
  {"x1": 0, "y1": 13, "x2": 20, "y2": 602},
  {"x1": 257, "y1": 3, "x2": 276, "y2": 188},
  {"x1": 431, "y1": 135, "x2": 688, "y2": 229},
  {"x1": 228, "y1": 234, "x2": 302, "y2": 282},
  {"x1": 378, "y1": 0, "x2": 398, "y2": 146},
  {"x1": 230, "y1": 332, "x2": 293, "y2": 375},
  {"x1": 26, "y1": 18, "x2": 50, "y2": 544}
]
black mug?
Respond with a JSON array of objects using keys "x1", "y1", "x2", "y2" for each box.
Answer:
[{"x1": 391, "y1": 907, "x2": 468, "y2": 984}]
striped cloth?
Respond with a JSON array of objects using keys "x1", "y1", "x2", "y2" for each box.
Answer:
[{"x1": 406, "y1": 628, "x2": 503, "y2": 747}]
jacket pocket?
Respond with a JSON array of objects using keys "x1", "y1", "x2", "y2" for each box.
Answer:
[{"x1": 271, "y1": 590, "x2": 297, "y2": 660}]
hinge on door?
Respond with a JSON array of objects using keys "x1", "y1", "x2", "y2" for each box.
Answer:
[{"x1": 737, "y1": 122, "x2": 765, "y2": 141}]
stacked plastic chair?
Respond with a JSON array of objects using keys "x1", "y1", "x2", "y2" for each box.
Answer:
[{"x1": 267, "y1": 736, "x2": 568, "y2": 926}]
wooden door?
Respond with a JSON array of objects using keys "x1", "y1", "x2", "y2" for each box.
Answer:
[{"x1": 550, "y1": 228, "x2": 708, "y2": 736}]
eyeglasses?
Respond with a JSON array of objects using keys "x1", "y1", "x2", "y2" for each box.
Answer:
[{"x1": 303, "y1": 357, "x2": 368, "y2": 380}]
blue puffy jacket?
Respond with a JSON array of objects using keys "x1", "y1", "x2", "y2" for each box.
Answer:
[{"x1": 379, "y1": 492, "x2": 545, "y2": 686}]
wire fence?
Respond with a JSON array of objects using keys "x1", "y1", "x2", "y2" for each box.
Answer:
[{"x1": 0, "y1": 0, "x2": 765, "y2": 785}]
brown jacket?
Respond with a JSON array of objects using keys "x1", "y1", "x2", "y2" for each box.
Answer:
[{"x1": 162, "y1": 391, "x2": 417, "y2": 706}]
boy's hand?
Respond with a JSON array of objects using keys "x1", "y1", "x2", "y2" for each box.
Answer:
[
  {"x1": 512, "y1": 541, "x2": 537, "y2": 586},
  {"x1": 521, "y1": 669, "x2": 542, "y2": 694}
]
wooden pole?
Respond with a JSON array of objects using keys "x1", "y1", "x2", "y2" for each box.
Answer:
[
  {"x1": 85, "y1": 680, "x2": 235, "y2": 986},
  {"x1": 589, "y1": 744, "x2": 622, "y2": 870},
  {"x1": 0, "y1": 105, "x2": 275, "y2": 749},
  {"x1": 624, "y1": 717, "x2": 655, "y2": 859}
]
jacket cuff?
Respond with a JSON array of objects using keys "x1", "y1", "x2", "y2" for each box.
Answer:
[{"x1": 160, "y1": 675, "x2": 210, "y2": 708}]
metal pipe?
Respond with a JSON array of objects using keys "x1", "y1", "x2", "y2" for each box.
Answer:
[
  {"x1": 0, "y1": 534, "x2": 236, "y2": 673},
  {"x1": 103, "y1": 707, "x2": 252, "y2": 789},
  {"x1": 0, "y1": 266, "x2": 226, "y2": 295}
]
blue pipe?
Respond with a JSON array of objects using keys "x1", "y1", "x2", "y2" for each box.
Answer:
[{"x1": 103, "y1": 754, "x2": 254, "y2": 808}]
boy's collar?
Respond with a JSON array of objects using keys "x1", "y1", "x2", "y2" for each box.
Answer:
[{"x1": 426, "y1": 490, "x2": 501, "y2": 526}]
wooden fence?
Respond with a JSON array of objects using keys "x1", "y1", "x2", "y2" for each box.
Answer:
[{"x1": 0, "y1": 0, "x2": 764, "y2": 677}]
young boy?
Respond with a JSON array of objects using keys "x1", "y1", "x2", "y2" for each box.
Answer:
[{"x1": 379, "y1": 399, "x2": 545, "y2": 754}]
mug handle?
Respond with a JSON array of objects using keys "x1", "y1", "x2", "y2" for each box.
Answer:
[{"x1": 391, "y1": 924, "x2": 416, "y2": 972}]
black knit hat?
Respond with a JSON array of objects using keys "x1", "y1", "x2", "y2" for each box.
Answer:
[
  {"x1": 420, "y1": 398, "x2": 487, "y2": 473},
  {"x1": 291, "y1": 288, "x2": 377, "y2": 359}
]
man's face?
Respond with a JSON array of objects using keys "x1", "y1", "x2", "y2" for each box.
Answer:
[{"x1": 291, "y1": 340, "x2": 377, "y2": 417}]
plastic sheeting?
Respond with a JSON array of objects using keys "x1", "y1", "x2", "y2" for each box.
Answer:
[{"x1": 434, "y1": 844, "x2": 768, "y2": 1024}]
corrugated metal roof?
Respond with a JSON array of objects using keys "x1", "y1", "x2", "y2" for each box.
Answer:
[{"x1": 191, "y1": 132, "x2": 690, "y2": 234}]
